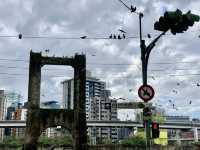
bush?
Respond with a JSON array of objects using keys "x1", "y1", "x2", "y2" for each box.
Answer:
[
  {"x1": 38, "y1": 136, "x2": 72, "y2": 147},
  {"x1": 0, "y1": 136, "x2": 23, "y2": 148},
  {"x1": 121, "y1": 136, "x2": 146, "y2": 147},
  {"x1": 0, "y1": 136, "x2": 72, "y2": 148}
]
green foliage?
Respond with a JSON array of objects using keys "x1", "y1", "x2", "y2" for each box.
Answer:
[
  {"x1": 121, "y1": 136, "x2": 146, "y2": 147},
  {"x1": 38, "y1": 136, "x2": 72, "y2": 147},
  {"x1": 138, "y1": 102, "x2": 145, "y2": 108},
  {"x1": 0, "y1": 136, "x2": 72, "y2": 148},
  {"x1": 100, "y1": 138, "x2": 113, "y2": 144},
  {"x1": 0, "y1": 136, "x2": 23, "y2": 148},
  {"x1": 193, "y1": 141, "x2": 200, "y2": 147},
  {"x1": 152, "y1": 114, "x2": 166, "y2": 123}
]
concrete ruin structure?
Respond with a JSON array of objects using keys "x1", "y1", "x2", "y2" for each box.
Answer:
[{"x1": 23, "y1": 51, "x2": 87, "y2": 150}]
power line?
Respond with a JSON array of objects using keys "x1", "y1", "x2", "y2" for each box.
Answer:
[
  {"x1": 0, "y1": 26, "x2": 199, "y2": 41},
  {"x1": 0, "y1": 57, "x2": 199, "y2": 65}
]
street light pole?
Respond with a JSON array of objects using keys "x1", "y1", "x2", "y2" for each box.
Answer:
[{"x1": 138, "y1": 12, "x2": 166, "y2": 150}]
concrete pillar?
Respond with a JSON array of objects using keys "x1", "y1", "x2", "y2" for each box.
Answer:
[
  {"x1": 73, "y1": 54, "x2": 87, "y2": 150},
  {"x1": 193, "y1": 127, "x2": 198, "y2": 142},
  {"x1": 24, "y1": 52, "x2": 42, "y2": 150}
]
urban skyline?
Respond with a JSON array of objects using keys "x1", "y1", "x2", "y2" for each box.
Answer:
[{"x1": 0, "y1": 0, "x2": 200, "y2": 120}]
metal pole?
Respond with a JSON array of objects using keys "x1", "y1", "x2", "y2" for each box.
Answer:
[{"x1": 139, "y1": 13, "x2": 151, "y2": 150}]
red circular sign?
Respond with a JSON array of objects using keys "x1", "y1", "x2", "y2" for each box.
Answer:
[{"x1": 138, "y1": 84, "x2": 155, "y2": 102}]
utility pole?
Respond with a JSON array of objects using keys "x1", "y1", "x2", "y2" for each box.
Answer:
[{"x1": 138, "y1": 13, "x2": 165, "y2": 150}]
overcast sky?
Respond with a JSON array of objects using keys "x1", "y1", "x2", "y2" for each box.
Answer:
[{"x1": 0, "y1": 0, "x2": 200, "y2": 119}]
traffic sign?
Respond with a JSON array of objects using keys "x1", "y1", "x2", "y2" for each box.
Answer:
[{"x1": 138, "y1": 84, "x2": 155, "y2": 102}]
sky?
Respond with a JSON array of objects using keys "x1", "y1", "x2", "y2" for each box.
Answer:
[{"x1": 0, "y1": 0, "x2": 200, "y2": 120}]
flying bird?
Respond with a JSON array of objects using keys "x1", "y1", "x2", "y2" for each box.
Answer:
[
  {"x1": 129, "y1": 89, "x2": 133, "y2": 92},
  {"x1": 169, "y1": 100, "x2": 172, "y2": 103},
  {"x1": 172, "y1": 104, "x2": 175, "y2": 109},
  {"x1": 150, "y1": 76, "x2": 155, "y2": 80},
  {"x1": 130, "y1": 5, "x2": 137, "y2": 13},
  {"x1": 197, "y1": 83, "x2": 200, "y2": 86},
  {"x1": 172, "y1": 90, "x2": 178, "y2": 94},
  {"x1": 118, "y1": 29, "x2": 127, "y2": 33},
  {"x1": 80, "y1": 36, "x2": 87, "y2": 39},
  {"x1": 177, "y1": 83, "x2": 180, "y2": 86},
  {"x1": 45, "y1": 49, "x2": 50, "y2": 53}
]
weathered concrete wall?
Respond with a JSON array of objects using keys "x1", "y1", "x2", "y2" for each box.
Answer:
[{"x1": 24, "y1": 51, "x2": 87, "y2": 150}]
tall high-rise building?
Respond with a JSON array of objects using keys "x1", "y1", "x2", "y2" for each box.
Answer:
[
  {"x1": 62, "y1": 71, "x2": 106, "y2": 120},
  {"x1": 89, "y1": 90, "x2": 118, "y2": 144},
  {"x1": 62, "y1": 71, "x2": 118, "y2": 144}
]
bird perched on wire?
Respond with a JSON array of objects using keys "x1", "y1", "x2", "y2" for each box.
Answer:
[
  {"x1": 123, "y1": 34, "x2": 126, "y2": 39},
  {"x1": 130, "y1": 5, "x2": 137, "y2": 13},
  {"x1": 80, "y1": 36, "x2": 87, "y2": 39},
  {"x1": 118, "y1": 35, "x2": 121, "y2": 39},
  {"x1": 18, "y1": 33, "x2": 23, "y2": 39}
]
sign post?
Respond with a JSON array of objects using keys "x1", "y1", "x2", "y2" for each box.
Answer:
[{"x1": 138, "y1": 84, "x2": 155, "y2": 102}]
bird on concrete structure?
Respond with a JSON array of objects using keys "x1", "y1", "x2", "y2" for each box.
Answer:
[
  {"x1": 130, "y1": 5, "x2": 137, "y2": 13},
  {"x1": 118, "y1": 29, "x2": 127, "y2": 33},
  {"x1": 113, "y1": 34, "x2": 117, "y2": 39},
  {"x1": 147, "y1": 34, "x2": 151, "y2": 38},
  {"x1": 109, "y1": 34, "x2": 112, "y2": 39},
  {"x1": 197, "y1": 83, "x2": 200, "y2": 86},
  {"x1": 80, "y1": 36, "x2": 87, "y2": 39},
  {"x1": 189, "y1": 100, "x2": 192, "y2": 104}
]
